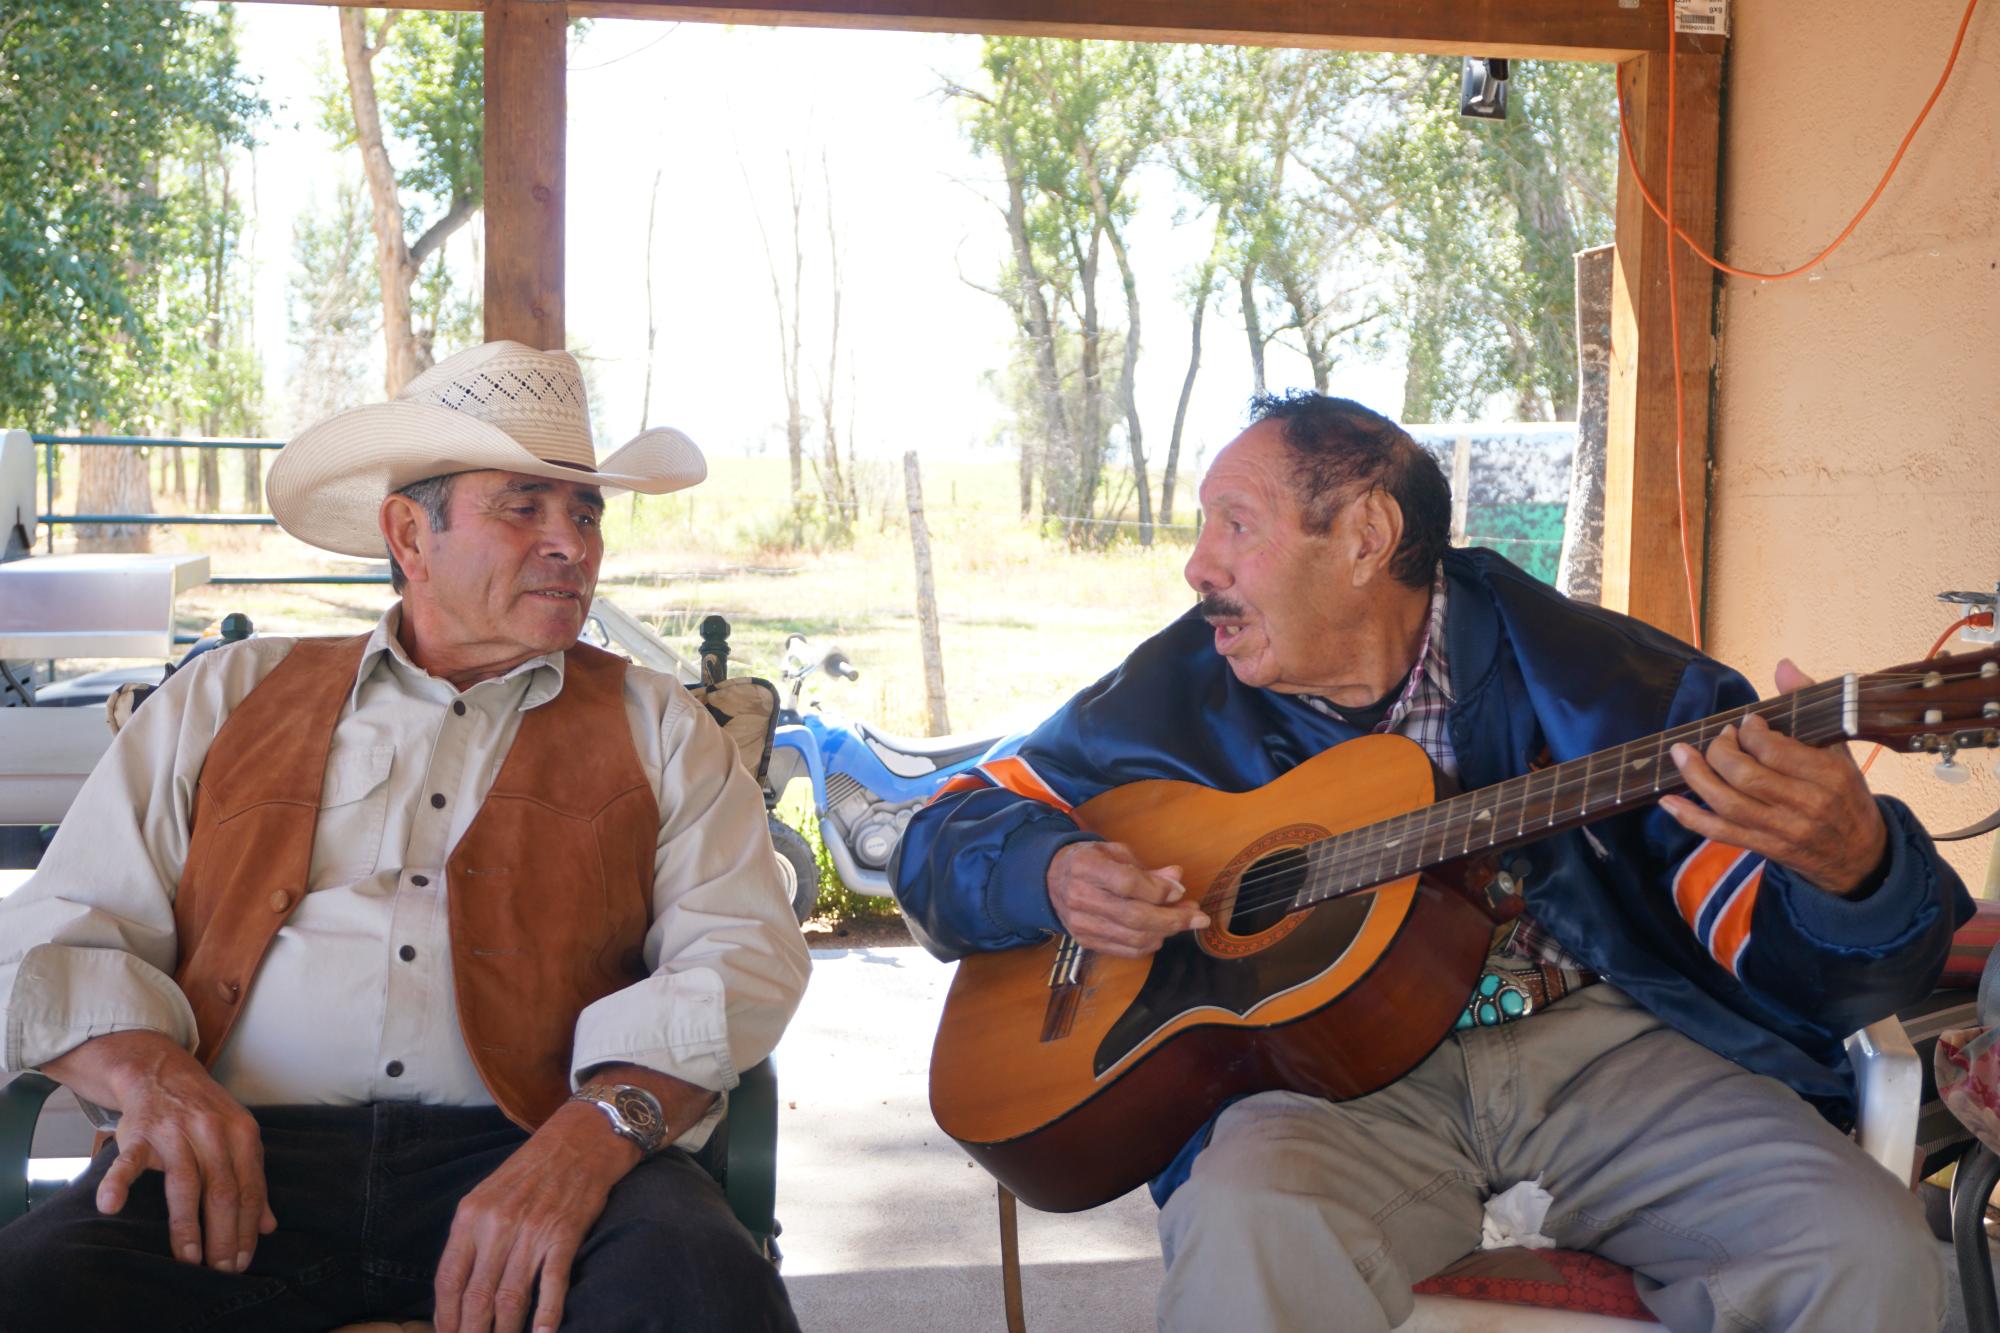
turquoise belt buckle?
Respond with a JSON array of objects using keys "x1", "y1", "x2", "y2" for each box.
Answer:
[{"x1": 1455, "y1": 969, "x2": 1532, "y2": 1029}]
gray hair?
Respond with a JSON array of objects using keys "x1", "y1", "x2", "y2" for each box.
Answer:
[{"x1": 387, "y1": 473, "x2": 458, "y2": 592}]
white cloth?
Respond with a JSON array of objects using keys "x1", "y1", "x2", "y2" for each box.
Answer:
[{"x1": 0, "y1": 607, "x2": 810, "y2": 1147}]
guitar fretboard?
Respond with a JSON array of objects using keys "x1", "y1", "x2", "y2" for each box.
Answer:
[{"x1": 1278, "y1": 675, "x2": 1858, "y2": 910}]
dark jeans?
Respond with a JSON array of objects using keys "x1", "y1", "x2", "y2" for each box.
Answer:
[{"x1": 0, "y1": 1102, "x2": 798, "y2": 1333}]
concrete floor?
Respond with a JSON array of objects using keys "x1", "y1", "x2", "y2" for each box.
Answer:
[
  {"x1": 773, "y1": 945, "x2": 1161, "y2": 1333},
  {"x1": 771, "y1": 944, "x2": 1988, "y2": 1333}
]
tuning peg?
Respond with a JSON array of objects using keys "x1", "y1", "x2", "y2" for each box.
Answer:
[{"x1": 1935, "y1": 756, "x2": 1972, "y2": 784}]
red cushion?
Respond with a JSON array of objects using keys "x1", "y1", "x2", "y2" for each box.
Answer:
[
  {"x1": 1413, "y1": 1247, "x2": 1657, "y2": 1321},
  {"x1": 1940, "y1": 899, "x2": 2000, "y2": 989}
]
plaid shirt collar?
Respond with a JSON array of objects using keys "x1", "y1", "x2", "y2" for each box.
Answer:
[
  {"x1": 1299, "y1": 565, "x2": 1456, "y2": 779},
  {"x1": 1380, "y1": 565, "x2": 1453, "y2": 731}
]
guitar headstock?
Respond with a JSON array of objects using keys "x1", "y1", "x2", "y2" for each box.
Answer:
[{"x1": 1851, "y1": 645, "x2": 2000, "y2": 757}]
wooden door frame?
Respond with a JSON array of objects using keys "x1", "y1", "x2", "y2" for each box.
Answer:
[{"x1": 250, "y1": 0, "x2": 1727, "y2": 638}]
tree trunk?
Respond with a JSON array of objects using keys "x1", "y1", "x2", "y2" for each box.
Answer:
[
  {"x1": 639, "y1": 167, "x2": 663, "y2": 433},
  {"x1": 198, "y1": 448, "x2": 221, "y2": 512},
  {"x1": 903, "y1": 451, "x2": 950, "y2": 736},
  {"x1": 241, "y1": 448, "x2": 262, "y2": 512},
  {"x1": 1240, "y1": 266, "x2": 1267, "y2": 397},
  {"x1": 747, "y1": 152, "x2": 805, "y2": 539},
  {"x1": 818, "y1": 158, "x2": 851, "y2": 536},
  {"x1": 340, "y1": 10, "x2": 427, "y2": 396},
  {"x1": 75, "y1": 443, "x2": 153, "y2": 553},
  {"x1": 996, "y1": 133, "x2": 1073, "y2": 534},
  {"x1": 1556, "y1": 245, "x2": 1613, "y2": 604},
  {"x1": 1080, "y1": 150, "x2": 1150, "y2": 547},
  {"x1": 1075, "y1": 225, "x2": 1104, "y2": 542},
  {"x1": 786, "y1": 169, "x2": 804, "y2": 534},
  {"x1": 1164, "y1": 285, "x2": 1207, "y2": 529},
  {"x1": 1017, "y1": 435, "x2": 1036, "y2": 518}
]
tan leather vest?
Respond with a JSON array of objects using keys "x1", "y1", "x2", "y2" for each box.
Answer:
[{"x1": 172, "y1": 633, "x2": 658, "y2": 1128}]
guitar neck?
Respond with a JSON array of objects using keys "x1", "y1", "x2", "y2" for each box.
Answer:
[{"x1": 1293, "y1": 675, "x2": 1860, "y2": 908}]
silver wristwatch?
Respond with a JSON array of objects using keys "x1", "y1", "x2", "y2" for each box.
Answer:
[{"x1": 570, "y1": 1081, "x2": 668, "y2": 1155}]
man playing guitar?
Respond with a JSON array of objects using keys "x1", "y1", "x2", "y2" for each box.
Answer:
[{"x1": 894, "y1": 392, "x2": 1971, "y2": 1332}]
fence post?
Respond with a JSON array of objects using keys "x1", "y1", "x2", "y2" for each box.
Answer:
[
  {"x1": 903, "y1": 451, "x2": 950, "y2": 736},
  {"x1": 1449, "y1": 433, "x2": 1472, "y2": 546}
]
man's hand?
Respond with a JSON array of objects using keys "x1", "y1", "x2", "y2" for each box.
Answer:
[
  {"x1": 1661, "y1": 658, "x2": 1889, "y2": 896},
  {"x1": 434, "y1": 1066, "x2": 715, "y2": 1333},
  {"x1": 432, "y1": 1099, "x2": 636, "y2": 1333},
  {"x1": 1048, "y1": 841, "x2": 1209, "y2": 958},
  {"x1": 41, "y1": 1029, "x2": 273, "y2": 1273}
]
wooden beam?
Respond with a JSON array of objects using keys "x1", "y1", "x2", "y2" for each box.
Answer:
[
  {"x1": 484, "y1": 0, "x2": 567, "y2": 349},
  {"x1": 242, "y1": 1, "x2": 1721, "y2": 61},
  {"x1": 1602, "y1": 46, "x2": 1723, "y2": 643}
]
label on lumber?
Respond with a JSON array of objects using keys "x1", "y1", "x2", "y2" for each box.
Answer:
[{"x1": 1674, "y1": 0, "x2": 1729, "y2": 36}]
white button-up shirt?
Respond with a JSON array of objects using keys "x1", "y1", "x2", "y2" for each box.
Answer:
[{"x1": 0, "y1": 608, "x2": 810, "y2": 1146}]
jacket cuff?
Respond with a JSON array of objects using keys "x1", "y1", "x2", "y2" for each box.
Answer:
[
  {"x1": 988, "y1": 820, "x2": 1100, "y2": 939},
  {"x1": 1776, "y1": 798, "x2": 1937, "y2": 954}
]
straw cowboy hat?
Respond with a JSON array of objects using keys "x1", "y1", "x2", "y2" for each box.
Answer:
[{"x1": 268, "y1": 340, "x2": 707, "y2": 557}]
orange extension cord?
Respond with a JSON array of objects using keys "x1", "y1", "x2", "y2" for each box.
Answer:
[
  {"x1": 1858, "y1": 611, "x2": 1995, "y2": 773},
  {"x1": 1611, "y1": 0, "x2": 1985, "y2": 651}
]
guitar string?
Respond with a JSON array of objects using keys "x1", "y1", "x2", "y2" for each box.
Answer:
[
  {"x1": 1207, "y1": 667, "x2": 1993, "y2": 923},
  {"x1": 1213, "y1": 685, "x2": 1850, "y2": 917},
  {"x1": 1220, "y1": 663, "x2": 1995, "y2": 919},
  {"x1": 1222, "y1": 700, "x2": 1850, "y2": 921},
  {"x1": 1220, "y1": 662, "x2": 1995, "y2": 913}
]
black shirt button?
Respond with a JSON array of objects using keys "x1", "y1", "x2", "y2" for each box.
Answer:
[
  {"x1": 398, "y1": 945, "x2": 417, "y2": 962},
  {"x1": 410, "y1": 874, "x2": 429, "y2": 887},
  {"x1": 453, "y1": 701, "x2": 466, "y2": 716},
  {"x1": 385, "y1": 1060, "x2": 404, "y2": 1078},
  {"x1": 430, "y1": 793, "x2": 446, "y2": 809}
]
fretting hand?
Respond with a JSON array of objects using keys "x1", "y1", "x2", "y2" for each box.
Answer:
[{"x1": 1660, "y1": 658, "x2": 1888, "y2": 895}]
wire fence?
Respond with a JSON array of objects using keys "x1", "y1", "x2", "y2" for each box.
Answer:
[{"x1": 30, "y1": 434, "x2": 388, "y2": 585}]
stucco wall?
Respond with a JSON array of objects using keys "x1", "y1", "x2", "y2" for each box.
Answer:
[{"x1": 1708, "y1": 0, "x2": 2000, "y2": 892}]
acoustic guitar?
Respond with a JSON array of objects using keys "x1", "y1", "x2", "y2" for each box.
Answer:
[{"x1": 928, "y1": 646, "x2": 2000, "y2": 1213}]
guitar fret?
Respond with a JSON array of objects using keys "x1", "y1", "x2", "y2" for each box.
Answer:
[{"x1": 1300, "y1": 667, "x2": 2000, "y2": 908}]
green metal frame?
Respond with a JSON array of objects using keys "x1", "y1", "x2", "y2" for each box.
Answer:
[
  {"x1": 2, "y1": 1062, "x2": 780, "y2": 1257},
  {"x1": 1, "y1": 1072, "x2": 60, "y2": 1223}
]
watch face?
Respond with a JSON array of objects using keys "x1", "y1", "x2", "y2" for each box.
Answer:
[{"x1": 612, "y1": 1086, "x2": 665, "y2": 1141}]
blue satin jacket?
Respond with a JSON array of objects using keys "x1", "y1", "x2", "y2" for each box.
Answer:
[{"x1": 894, "y1": 549, "x2": 1971, "y2": 1201}]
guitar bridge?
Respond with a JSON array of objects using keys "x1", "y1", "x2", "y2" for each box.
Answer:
[{"x1": 1041, "y1": 936, "x2": 1090, "y2": 1042}]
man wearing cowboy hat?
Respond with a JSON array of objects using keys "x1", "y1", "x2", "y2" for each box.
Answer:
[{"x1": 0, "y1": 342, "x2": 812, "y2": 1332}]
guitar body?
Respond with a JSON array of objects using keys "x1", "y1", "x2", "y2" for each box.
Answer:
[{"x1": 928, "y1": 734, "x2": 1496, "y2": 1213}]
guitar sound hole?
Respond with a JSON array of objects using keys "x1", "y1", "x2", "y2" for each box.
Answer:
[{"x1": 1229, "y1": 847, "x2": 1309, "y2": 935}]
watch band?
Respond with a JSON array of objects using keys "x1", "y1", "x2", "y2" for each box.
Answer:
[{"x1": 570, "y1": 1081, "x2": 668, "y2": 1155}]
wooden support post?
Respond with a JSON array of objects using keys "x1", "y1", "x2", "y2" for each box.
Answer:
[
  {"x1": 484, "y1": 0, "x2": 567, "y2": 349},
  {"x1": 1602, "y1": 45, "x2": 1723, "y2": 643},
  {"x1": 904, "y1": 451, "x2": 950, "y2": 736}
]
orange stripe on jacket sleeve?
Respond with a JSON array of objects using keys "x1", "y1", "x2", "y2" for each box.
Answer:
[
  {"x1": 978, "y1": 755, "x2": 1073, "y2": 813},
  {"x1": 1672, "y1": 839, "x2": 1750, "y2": 928},
  {"x1": 1707, "y1": 865, "x2": 1765, "y2": 976},
  {"x1": 929, "y1": 772, "x2": 991, "y2": 803}
]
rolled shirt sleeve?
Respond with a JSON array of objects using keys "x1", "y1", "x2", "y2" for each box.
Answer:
[
  {"x1": 569, "y1": 675, "x2": 811, "y2": 1146},
  {"x1": 0, "y1": 642, "x2": 293, "y2": 1075}
]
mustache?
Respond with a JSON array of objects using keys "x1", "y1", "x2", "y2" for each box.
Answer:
[{"x1": 1197, "y1": 593, "x2": 1246, "y2": 621}]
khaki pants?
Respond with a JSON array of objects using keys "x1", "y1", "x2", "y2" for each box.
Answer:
[{"x1": 1157, "y1": 985, "x2": 1943, "y2": 1333}]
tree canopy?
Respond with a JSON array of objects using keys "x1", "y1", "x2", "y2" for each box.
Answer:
[
  {"x1": 0, "y1": 2, "x2": 264, "y2": 429},
  {"x1": 958, "y1": 41, "x2": 1618, "y2": 538}
]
